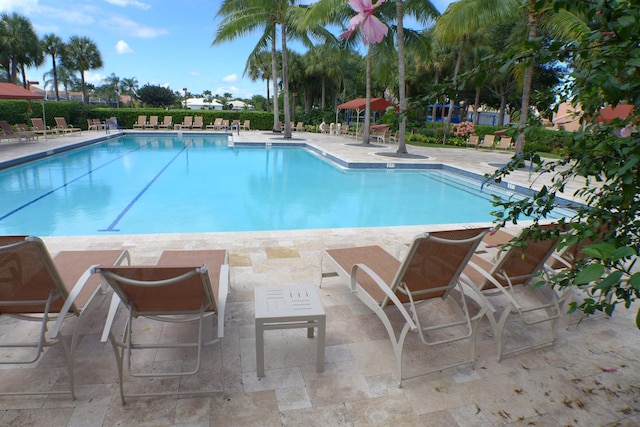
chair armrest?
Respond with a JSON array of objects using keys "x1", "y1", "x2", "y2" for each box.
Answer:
[
  {"x1": 217, "y1": 264, "x2": 229, "y2": 339},
  {"x1": 100, "y1": 292, "x2": 122, "y2": 342},
  {"x1": 50, "y1": 264, "x2": 100, "y2": 338},
  {"x1": 350, "y1": 263, "x2": 417, "y2": 331},
  {"x1": 463, "y1": 260, "x2": 522, "y2": 310}
]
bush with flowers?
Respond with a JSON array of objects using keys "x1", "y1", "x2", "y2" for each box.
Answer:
[{"x1": 452, "y1": 121, "x2": 474, "y2": 138}]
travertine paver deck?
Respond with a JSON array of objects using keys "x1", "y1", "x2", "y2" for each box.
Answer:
[{"x1": 0, "y1": 129, "x2": 638, "y2": 426}]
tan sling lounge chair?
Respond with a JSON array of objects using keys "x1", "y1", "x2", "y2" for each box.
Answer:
[
  {"x1": 96, "y1": 249, "x2": 229, "y2": 403},
  {"x1": 178, "y1": 116, "x2": 193, "y2": 129},
  {"x1": 321, "y1": 228, "x2": 492, "y2": 386},
  {"x1": 468, "y1": 134, "x2": 480, "y2": 147},
  {"x1": 462, "y1": 224, "x2": 565, "y2": 361},
  {"x1": 132, "y1": 115, "x2": 147, "y2": 129},
  {"x1": 496, "y1": 136, "x2": 513, "y2": 150},
  {"x1": 158, "y1": 116, "x2": 173, "y2": 129},
  {"x1": 207, "y1": 117, "x2": 223, "y2": 130},
  {"x1": 144, "y1": 115, "x2": 159, "y2": 129},
  {"x1": 0, "y1": 120, "x2": 37, "y2": 142},
  {"x1": 0, "y1": 236, "x2": 129, "y2": 399},
  {"x1": 240, "y1": 120, "x2": 251, "y2": 131},
  {"x1": 31, "y1": 117, "x2": 57, "y2": 136},
  {"x1": 54, "y1": 117, "x2": 81, "y2": 135},
  {"x1": 192, "y1": 116, "x2": 204, "y2": 129},
  {"x1": 477, "y1": 134, "x2": 495, "y2": 149}
]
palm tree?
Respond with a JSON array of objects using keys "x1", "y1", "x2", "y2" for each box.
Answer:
[
  {"x1": 104, "y1": 72, "x2": 121, "y2": 107},
  {"x1": 41, "y1": 33, "x2": 65, "y2": 101},
  {"x1": 215, "y1": 0, "x2": 323, "y2": 138},
  {"x1": 63, "y1": 35, "x2": 103, "y2": 104},
  {"x1": 215, "y1": 0, "x2": 283, "y2": 133},
  {"x1": 364, "y1": 0, "x2": 438, "y2": 152},
  {"x1": 435, "y1": 0, "x2": 588, "y2": 153},
  {"x1": 0, "y1": 13, "x2": 43, "y2": 86},
  {"x1": 246, "y1": 51, "x2": 274, "y2": 111},
  {"x1": 120, "y1": 77, "x2": 139, "y2": 105}
]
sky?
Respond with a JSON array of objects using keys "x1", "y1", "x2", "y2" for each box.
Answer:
[{"x1": 1, "y1": 0, "x2": 453, "y2": 100}]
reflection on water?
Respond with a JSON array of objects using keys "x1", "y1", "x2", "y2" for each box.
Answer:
[{"x1": 0, "y1": 135, "x2": 542, "y2": 236}]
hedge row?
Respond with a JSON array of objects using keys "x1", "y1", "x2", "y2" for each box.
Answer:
[{"x1": 0, "y1": 100, "x2": 281, "y2": 131}]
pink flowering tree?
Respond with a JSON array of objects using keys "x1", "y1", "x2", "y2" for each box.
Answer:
[{"x1": 340, "y1": 0, "x2": 388, "y2": 145}]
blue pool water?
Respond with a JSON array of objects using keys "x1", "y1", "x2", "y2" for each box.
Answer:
[{"x1": 0, "y1": 135, "x2": 569, "y2": 236}]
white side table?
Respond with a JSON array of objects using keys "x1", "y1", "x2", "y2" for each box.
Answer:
[{"x1": 254, "y1": 284, "x2": 326, "y2": 377}]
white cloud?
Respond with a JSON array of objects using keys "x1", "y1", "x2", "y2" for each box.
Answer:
[
  {"x1": 85, "y1": 71, "x2": 106, "y2": 86},
  {"x1": 221, "y1": 74, "x2": 238, "y2": 83},
  {"x1": 104, "y1": 0, "x2": 151, "y2": 9},
  {"x1": 102, "y1": 15, "x2": 167, "y2": 38},
  {"x1": 187, "y1": 71, "x2": 202, "y2": 76},
  {"x1": 214, "y1": 85, "x2": 253, "y2": 99},
  {"x1": 0, "y1": 0, "x2": 38, "y2": 13},
  {"x1": 115, "y1": 40, "x2": 134, "y2": 54}
]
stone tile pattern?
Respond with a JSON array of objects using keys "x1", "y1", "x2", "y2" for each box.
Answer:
[{"x1": 1, "y1": 227, "x2": 639, "y2": 427}]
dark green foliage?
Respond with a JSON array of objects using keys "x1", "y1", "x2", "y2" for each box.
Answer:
[
  {"x1": 0, "y1": 100, "x2": 87, "y2": 128},
  {"x1": 487, "y1": 0, "x2": 640, "y2": 324},
  {"x1": 136, "y1": 84, "x2": 176, "y2": 108}
]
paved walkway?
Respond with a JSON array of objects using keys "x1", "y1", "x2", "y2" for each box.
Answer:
[{"x1": 0, "y1": 130, "x2": 638, "y2": 426}]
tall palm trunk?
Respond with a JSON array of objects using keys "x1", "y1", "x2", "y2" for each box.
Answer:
[
  {"x1": 80, "y1": 71, "x2": 87, "y2": 104},
  {"x1": 395, "y1": 0, "x2": 407, "y2": 154},
  {"x1": 271, "y1": 28, "x2": 280, "y2": 132},
  {"x1": 20, "y1": 64, "x2": 27, "y2": 88},
  {"x1": 266, "y1": 78, "x2": 270, "y2": 112},
  {"x1": 446, "y1": 36, "x2": 465, "y2": 132},
  {"x1": 281, "y1": 24, "x2": 291, "y2": 139},
  {"x1": 515, "y1": 7, "x2": 537, "y2": 154},
  {"x1": 473, "y1": 86, "x2": 481, "y2": 125},
  {"x1": 52, "y1": 56, "x2": 60, "y2": 101}
]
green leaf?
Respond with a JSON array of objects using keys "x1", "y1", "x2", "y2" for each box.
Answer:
[
  {"x1": 575, "y1": 263, "x2": 605, "y2": 285},
  {"x1": 629, "y1": 273, "x2": 640, "y2": 291},
  {"x1": 582, "y1": 243, "x2": 617, "y2": 259},
  {"x1": 593, "y1": 270, "x2": 623, "y2": 293},
  {"x1": 636, "y1": 309, "x2": 640, "y2": 330},
  {"x1": 613, "y1": 246, "x2": 636, "y2": 260}
]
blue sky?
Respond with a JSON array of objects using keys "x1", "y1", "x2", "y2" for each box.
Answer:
[{"x1": 1, "y1": 0, "x2": 453, "y2": 99}]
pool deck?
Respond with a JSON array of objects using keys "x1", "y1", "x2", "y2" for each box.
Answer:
[{"x1": 1, "y1": 130, "x2": 638, "y2": 426}]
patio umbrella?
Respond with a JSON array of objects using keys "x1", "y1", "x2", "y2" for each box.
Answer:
[{"x1": 0, "y1": 83, "x2": 47, "y2": 139}]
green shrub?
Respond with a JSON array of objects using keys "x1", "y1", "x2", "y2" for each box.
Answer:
[{"x1": 91, "y1": 108, "x2": 277, "y2": 130}]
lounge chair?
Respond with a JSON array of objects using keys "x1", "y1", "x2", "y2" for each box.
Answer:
[
  {"x1": 31, "y1": 117, "x2": 57, "y2": 136},
  {"x1": 375, "y1": 128, "x2": 391, "y2": 144},
  {"x1": 477, "y1": 134, "x2": 495, "y2": 149},
  {"x1": 389, "y1": 130, "x2": 398, "y2": 143},
  {"x1": 132, "y1": 115, "x2": 147, "y2": 129},
  {"x1": 240, "y1": 120, "x2": 251, "y2": 131},
  {"x1": 87, "y1": 118, "x2": 104, "y2": 131},
  {"x1": 144, "y1": 115, "x2": 159, "y2": 129},
  {"x1": 295, "y1": 122, "x2": 304, "y2": 132},
  {"x1": 0, "y1": 236, "x2": 129, "y2": 399},
  {"x1": 468, "y1": 134, "x2": 479, "y2": 147},
  {"x1": 158, "y1": 116, "x2": 173, "y2": 129},
  {"x1": 496, "y1": 136, "x2": 513, "y2": 150},
  {"x1": 54, "y1": 117, "x2": 81, "y2": 135},
  {"x1": 462, "y1": 224, "x2": 565, "y2": 361},
  {"x1": 192, "y1": 116, "x2": 204, "y2": 130},
  {"x1": 178, "y1": 116, "x2": 193, "y2": 129},
  {"x1": 96, "y1": 249, "x2": 229, "y2": 403},
  {"x1": 0, "y1": 120, "x2": 37, "y2": 142},
  {"x1": 221, "y1": 119, "x2": 229, "y2": 130},
  {"x1": 321, "y1": 228, "x2": 491, "y2": 386},
  {"x1": 207, "y1": 118, "x2": 223, "y2": 130}
]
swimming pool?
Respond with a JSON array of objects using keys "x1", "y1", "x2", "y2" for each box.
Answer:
[{"x1": 0, "y1": 134, "x2": 572, "y2": 236}]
